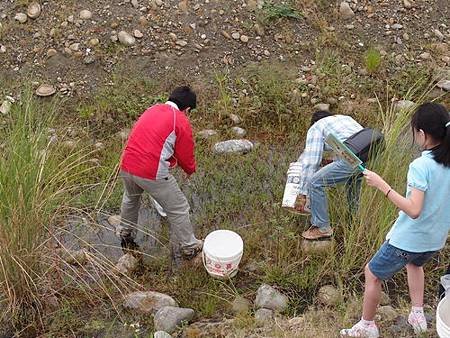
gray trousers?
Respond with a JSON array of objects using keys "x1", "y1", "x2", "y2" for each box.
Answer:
[{"x1": 119, "y1": 170, "x2": 201, "y2": 252}]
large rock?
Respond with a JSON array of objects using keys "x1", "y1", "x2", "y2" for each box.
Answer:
[
  {"x1": 213, "y1": 139, "x2": 253, "y2": 154},
  {"x1": 317, "y1": 285, "x2": 341, "y2": 306},
  {"x1": 36, "y1": 84, "x2": 56, "y2": 97},
  {"x1": 118, "y1": 31, "x2": 136, "y2": 46},
  {"x1": 255, "y1": 284, "x2": 288, "y2": 312},
  {"x1": 339, "y1": 2, "x2": 355, "y2": 20},
  {"x1": 115, "y1": 254, "x2": 138, "y2": 275},
  {"x1": 154, "y1": 306, "x2": 195, "y2": 333},
  {"x1": 230, "y1": 126, "x2": 246, "y2": 137},
  {"x1": 14, "y1": 13, "x2": 28, "y2": 23},
  {"x1": 123, "y1": 291, "x2": 178, "y2": 314}
]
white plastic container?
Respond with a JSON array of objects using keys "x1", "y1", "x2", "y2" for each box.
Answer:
[
  {"x1": 202, "y1": 230, "x2": 243, "y2": 279},
  {"x1": 281, "y1": 162, "x2": 302, "y2": 208},
  {"x1": 437, "y1": 295, "x2": 450, "y2": 338}
]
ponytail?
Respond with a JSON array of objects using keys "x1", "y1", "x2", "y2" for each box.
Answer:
[
  {"x1": 411, "y1": 103, "x2": 450, "y2": 167},
  {"x1": 434, "y1": 119, "x2": 450, "y2": 167}
]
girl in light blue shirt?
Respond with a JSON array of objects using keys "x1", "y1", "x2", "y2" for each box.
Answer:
[{"x1": 341, "y1": 102, "x2": 450, "y2": 338}]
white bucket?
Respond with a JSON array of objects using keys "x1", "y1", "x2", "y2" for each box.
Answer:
[
  {"x1": 202, "y1": 230, "x2": 243, "y2": 279},
  {"x1": 437, "y1": 295, "x2": 450, "y2": 338},
  {"x1": 281, "y1": 162, "x2": 302, "y2": 208}
]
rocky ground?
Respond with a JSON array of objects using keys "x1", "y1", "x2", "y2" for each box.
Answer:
[
  {"x1": 0, "y1": 0, "x2": 449, "y2": 100},
  {"x1": 0, "y1": 1, "x2": 449, "y2": 337}
]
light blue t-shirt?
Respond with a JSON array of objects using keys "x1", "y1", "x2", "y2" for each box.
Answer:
[{"x1": 387, "y1": 150, "x2": 450, "y2": 252}]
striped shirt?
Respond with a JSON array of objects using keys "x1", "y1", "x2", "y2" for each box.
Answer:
[{"x1": 297, "y1": 115, "x2": 363, "y2": 195}]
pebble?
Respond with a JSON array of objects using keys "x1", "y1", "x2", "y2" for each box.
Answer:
[
  {"x1": 231, "y1": 32, "x2": 241, "y2": 40},
  {"x1": 254, "y1": 23, "x2": 264, "y2": 36},
  {"x1": 436, "y1": 80, "x2": 450, "y2": 91},
  {"x1": 89, "y1": 38, "x2": 100, "y2": 46},
  {"x1": 69, "y1": 43, "x2": 80, "y2": 51},
  {"x1": 154, "y1": 332, "x2": 172, "y2": 338},
  {"x1": 36, "y1": 84, "x2": 56, "y2": 97},
  {"x1": 403, "y1": 0, "x2": 413, "y2": 9},
  {"x1": 115, "y1": 253, "x2": 139, "y2": 275},
  {"x1": 301, "y1": 239, "x2": 334, "y2": 254},
  {"x1": 83, "y1": 56, "x2": 96, "y2": 64},
  {"x1": 378, "y1": 305, "x2": 399, "y2": 322},
  {"x1": 0, "y1": 101, "x2": 11, "y2": 115},
  {"x1": 229, "y1": 113, "x2": 241, "y2": 124},
  {"x1": 131, "y1": 0, "x2": 139, "y2": 8},
  {"x1": 240, "y1": 35, "x2": 249, "y2": 43},
  {"x1": 433, "y1": 29, "x2": 444, "y2": 41},
  {"x1": 255, "y1": 308, "x2": 274, "y2": 325},
  {"x1": 339, "y1": 2, "x2": 355, "y2": 20},
  {"x1": 394, "y1": 100, "x2": 415, "y2": 111},
  {"x1": 231, "y1": 296, "x2": 251, "y2": 314},
  {"x1": 27, "y1": 2, "x2": 42, "y2": 19},
  {"x1": 214, "y1": 140, "x2": 254, "y2": 154},
  {"x1": 14, "y1": 13, "x2": 28, "y2": 24},
  {"x1": 79, "y1": 10, "x2": 92, "y2": 20},
  {"x1": 392, "y1": 24, "x2": 403, "y2": 30},
  {"x1": 176, "y1": 40, "x2": 188, "y2": 47},
  {"x1": 64, "y1": 249, "x2": 89, "y2": 265},
  {"x1": 317, "y1": 285, "x2": 341, "y2": 307},
  {"x1": 134, "y1": 29, "x2": 143, "y2": 38},
  {"x1": 222, "y1": 31, "x2": 231, "y2": 39},
  {"x1": 0, "y1": 45, "x2": 5, "y2": 53},
  {"x1": 419, "y1": 52, "x2": 431, "y2": 60},
  {"x1": 154, "y1": 0, "x2": 163, "y2": 6},
  {"x1": 197, "y1": 129, "x2": 218, "y2": 139},
  {"x1": 47, "y1": 48, "x2": 57, "y2": 57},
  {"x1": 169, "y1": 32, "x2": 178, "y2": 41},
  {"x1": 314, "y1": 103, "x2": 330, "y2": 111},
  {"x1": 118, "y1": 31, "x2": 136, "y2": 46},
  {"x1": 231, "y1": 126, "x2": 246, "y2": 137}
]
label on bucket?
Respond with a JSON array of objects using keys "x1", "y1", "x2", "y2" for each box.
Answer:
[{"x1": 282, "y1": 167, "x2": 302, "y2": 208}]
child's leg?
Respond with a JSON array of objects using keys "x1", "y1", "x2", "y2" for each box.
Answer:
[
  {"x1": 406, "y1": 263, "x2": 424, "y2": 307},
  {"x1": 362, "y1": 264, "x2": 382, "y2": 320}
]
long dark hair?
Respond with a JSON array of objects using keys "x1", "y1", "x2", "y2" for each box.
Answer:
[{"x1": 411, "y1": 102, "x2": 450, "y2": 167}]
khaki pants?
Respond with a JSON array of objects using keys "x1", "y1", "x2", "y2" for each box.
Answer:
[{"x1": 119, "y1": 170, "x2": 201, "y2": 254}]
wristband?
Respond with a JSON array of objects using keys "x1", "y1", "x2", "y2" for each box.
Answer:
[{"x1": 385, "y1": 188, "x2": 392, "y2": 198}]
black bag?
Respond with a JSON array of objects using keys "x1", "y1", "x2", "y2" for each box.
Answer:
[{"x1": 344, "y1": 128, "x2": 384, "y2": 163}]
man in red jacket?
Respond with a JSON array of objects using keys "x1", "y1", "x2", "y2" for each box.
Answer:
[{"x1": 119, "y1": 86, "x2": 203, "y2": 265}]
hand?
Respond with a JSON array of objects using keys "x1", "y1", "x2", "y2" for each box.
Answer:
[{"x1": 363, "y1": 169, "x2": 390, "y2": 193}]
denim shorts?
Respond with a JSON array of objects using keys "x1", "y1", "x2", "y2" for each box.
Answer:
[{"x1": 368, "y1": 241, "x2": 438, "y2": 280}]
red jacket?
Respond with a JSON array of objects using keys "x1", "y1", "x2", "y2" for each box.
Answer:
[{"x1": 121, "y1": 102, "x2": 196, "y2": 180}]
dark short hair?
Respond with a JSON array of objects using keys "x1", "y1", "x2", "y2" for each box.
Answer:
[
  {"x1": 310, "y1": 110, "x2": 333, "y2": 127},
  {"x1": 168, "y1": 86, "x2": 197, "y2": 111}
]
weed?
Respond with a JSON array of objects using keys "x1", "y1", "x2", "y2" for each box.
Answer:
[
  {"x1": 364, "y1": 48, "x2": 382, "y2": 74},
  {"x1": 258, "y1": 2, "x2": 302, "y2": 25}
]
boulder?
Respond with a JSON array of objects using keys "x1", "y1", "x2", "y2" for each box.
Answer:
[
  {"x1": 154, "y1": 306, "x2": 195, "y2": 333},
  {"x1": 123, "y1": 291, "x2": 178, "y2": 314},
  {"x1": 255, "y1": 284, "x2": 288, "y2": 312}
]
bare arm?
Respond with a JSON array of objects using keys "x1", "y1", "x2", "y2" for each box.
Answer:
[{"x1": 363, "y1": 169, "x2": 425, "y2": 219}]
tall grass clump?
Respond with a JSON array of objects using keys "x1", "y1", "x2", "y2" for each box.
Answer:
[
  {"x1": 363, "y1": 48, "x2": 382, "y2": 74},
  {"x1": 0, "y1": 92, "x2": 98, "y2": 329},
  {"x1": 330, "y1": 82, "x2": 436, "y2": 281}
]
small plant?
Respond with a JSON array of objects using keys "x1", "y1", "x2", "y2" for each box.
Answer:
[
  {"x1": 364, "y1": 48, "x2": 382, "y2": 74},
  {"x1": 259, "y1": 2, "x2": 302, "y2": 24}
]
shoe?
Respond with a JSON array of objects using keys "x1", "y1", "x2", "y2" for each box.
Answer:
[
  {"x1": 340, "y1": 321, "x2": 380, "y2": 338},
  {"x1": 408, "y1": 310, "x2": 427, "y2": 334},
  {"x1": 120, "y1": 234, "x2": 141, "y2": 257},
  {"x1": 180, "y1": 240, "x2": 203, "y2": 261},
  {"x1": 302, "y1": 226, "x2": 333, "y2": 240}
]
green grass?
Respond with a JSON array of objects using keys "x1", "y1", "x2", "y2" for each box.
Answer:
[
  {"x1": 258, "y1": 2, "x2": 302, "y2": 25},
  {"x1": 364, "y1": 48, "x2": 382, "y2": 74}
]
